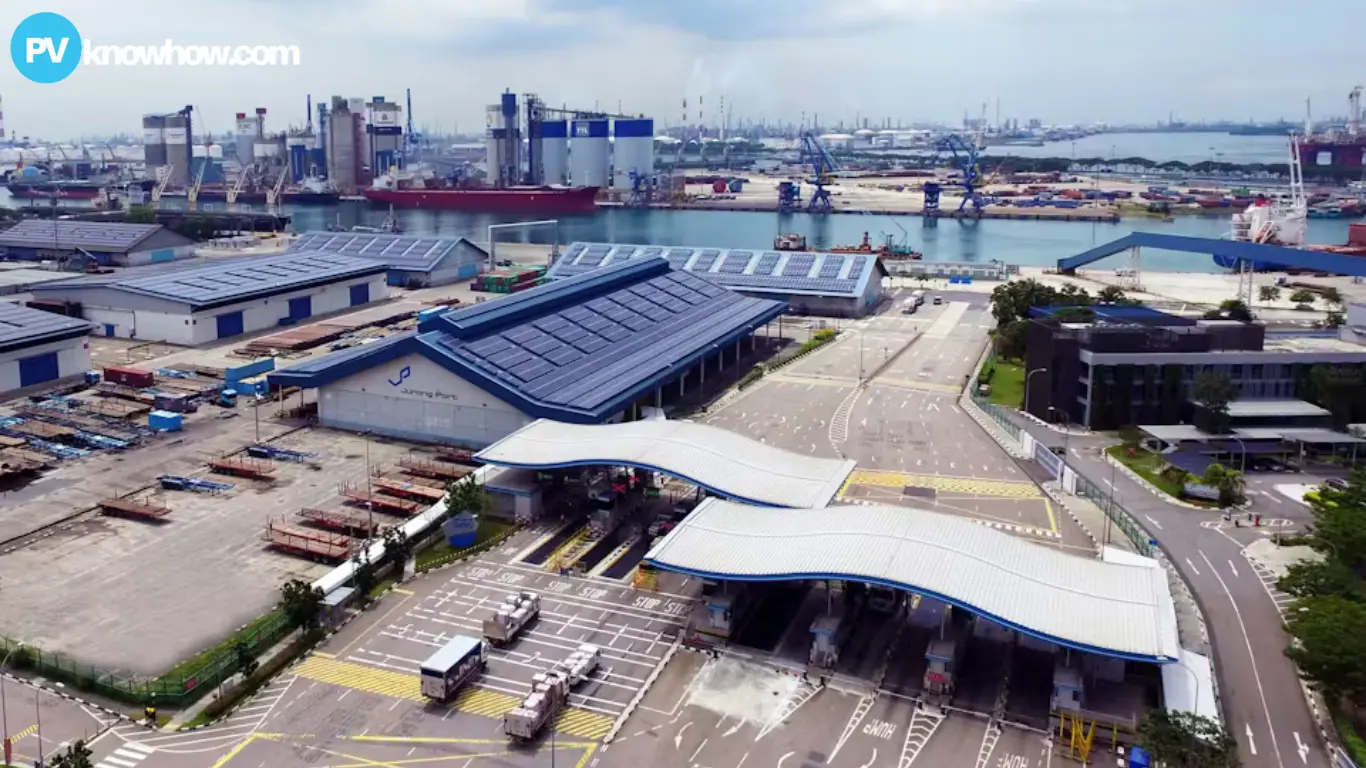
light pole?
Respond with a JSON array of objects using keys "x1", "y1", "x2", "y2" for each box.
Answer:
[
  {"x1": 363, "y1": 431, "x2": 375, "y2": 543},
  {"x1": 1227, "y1": 435, "x2": 1247, "y2": 473},
  {"x1": 1049, "y1": 406, "x2": 1072, "y2": 485},
  {"x1": 0, "y1": 642, "x2": 27, "y2": 762},
  {"x1": 1024, "y1": 368, "x2": 1046, "y2": 413}
]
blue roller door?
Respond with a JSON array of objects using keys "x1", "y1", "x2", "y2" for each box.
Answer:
[
  {"x1": 216, "y1": 311, "x2": 245, "y2": 339},
  {"x1": 349, "y1": 283, "x2": 369, "y2": 306},
  {"x1": 287, "y1": 296, "x2": 312, "y2": 320},
  {"x1": 18, "y1": 351, "x2": 60, "y2": 387}
]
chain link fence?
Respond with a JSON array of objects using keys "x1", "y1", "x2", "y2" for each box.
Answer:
[{"x1": 0, "y1": 609, "x2": 293, "y2": 709}]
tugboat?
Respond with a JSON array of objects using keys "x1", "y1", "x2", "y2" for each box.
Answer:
[
  {"x1": 830, "y1": 231, "x2": 922, "y2": 261},
  {"x1": 774, "y1": 233, "x2": 807, "y2": 251}
]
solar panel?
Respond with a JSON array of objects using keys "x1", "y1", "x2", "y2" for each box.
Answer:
[
  {"x1": 0, "y1": 302, "x2": 90, "y2": 348},
  {"x1": 846, "y1": 256, "x2": 867, "y2": 280},
  {"x1": 780, "y1": 254, "x2": 815, "y2": 277},
  {"x1": 641, "y1": 247, "x2": 663, "y2": 258},
  {"x1": 611, "y1": 246, "x2": 639, "y2": 263},
  {"x1": 753, "y1": 253, "x2": 781, "y2": 276},
  {"x1": 0, "y1": 220, "x2": 161, "y2": 252},
  {"x1": 545, "y1": 346, "x2": 584, "y2": 365},
  {"x1": 691, "y1": 250, "x2": 721, "y2": 272},
  {"x1": 817, "y1": 256, "x2": 847, "y2": 279},
  {"x1": 489, "y1": 347, "x2": 534, "y2": 370},
  {"x1": 717, "y1": 253, "x2": 749, "y2": 274}
]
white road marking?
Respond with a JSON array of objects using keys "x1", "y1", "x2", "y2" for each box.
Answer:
[
  {"x1": 690, "y1": 738, "x2": 709, "y2": 762},
  {"x1": 1185, "y1": 558, "x2": 1201, "y2": 576},
  {"x1": 1144, "y1": 515, "x2": 1163, "y2": 530},
  {"x1": 1207, "y1": 551, "x2": 1282, "y2": 768},
  {"x1": 1246, "y1": 724, "x2": 1258, "y2": 756},
  {"x1": 1294, "y1": 731, "x2": 1309, "y2": 764},
  {"x1": 1229, "y1": 560, "x2": 1239, "y2": 578},
  {"x1": 778, "y1": 752, "x2": 795, "y2": 768},
  {"x1": 675, "y1": 721, "x2": 693, "y2": 750}
]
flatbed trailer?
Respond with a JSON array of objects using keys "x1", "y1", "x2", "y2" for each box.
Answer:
[
  {"x1": 338, "y1": 482, "x2": 423, "y2": 515},
  {"x1": 371, "y1": 477, "x2": 446, "y2": 502},
  {"x1": 397, "y1": 457, "x2": 472, "y2": 481},
  {"x1": 263, "y1": 520, "x2": 352, "y2": 561},
  {"x1": 484, "y1": 592, "x2": 540, "y2": 645},
  {"x1": 207, "y1": 456, "x2": 277, "y2": 479},
  {"x1": 298, "y1": 507, "x2": 380, "y2": 535},
  {"x1": 99, "y1": 497, "x2": 171, "y2": 521}
]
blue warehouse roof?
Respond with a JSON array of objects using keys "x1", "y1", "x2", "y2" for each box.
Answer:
[
  {"x1": 270, "y1": 257, "x2": 786, "y2": 422},
  {"x1": 0, "y1": 220, "x2": 175, "y2": 253},
  {"x1": 31, "y1": 252, "x2": 386, "y2": 311},
  {"x1": 289, "y1": 231, "x2": 488, "y2": 274},
  {"x1": 545, "y1": 242, "x2": 888, "y2": 299},
  {"x1": 0, "y1": 302, "x2": 91, "y2": 353}
]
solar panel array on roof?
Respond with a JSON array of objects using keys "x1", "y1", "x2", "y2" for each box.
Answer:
[
  {"x1": 0, "y1": 302, "x2": 90, "y2": 348},
  {"x1": 781, "y1": 254, "x2": 815, "y2": 277},
  {"x1": 289, "y1": 232, "x2": 483, "y2": 271},
  {"x1": 691, "y1": 249, "x2": 721, "y2": 272},
  {"x1": 817, "y1": 256, "x2": 846, "y2": 279},
  {"x1": 665, "y1": 249, "x2": 693, "y2": 269},
  {"x1": 431, "y1": 266, "x2": 776, "y2": 413},
  {"x1": 578, "y1": 244, "x2": 612, "y2": 267},
  {"x1": 82, "y1": 252, "x2": 384, "y2": 307},
  {"x1": 846, "y1": 256, "x2": 867, "y2": 281},
  {"x1": 717, "y1": 252, "x2": 749, "y2": 274},
  {"x1": 753, "y1": 252, "x2": 781, "y2": 276},
  {"x1": 0, "y1": 220, "x2": 162, "y2": 252}
]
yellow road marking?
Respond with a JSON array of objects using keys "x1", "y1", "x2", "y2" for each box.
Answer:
[
  {"x1": 293, "y1": 657, "x2": 615, "y2": 740},
  {"x1": 844, "y1": 468, "x2": 1042, "y2": 499},
  {"x1": 391, "y1": 587, "x2": 415, "y2": 596},
  {"x1": 8, "y1": 724, "x2": 38, "y2": 742},
  {"x1": 212, "y1": 733, "x2": 262, "y2": 768},
  {"x1": 575, "y1": 745, "x2": 599, "y2": 768},
  {"x1": 1043, "y1": 497, "x2": 1058, "y2": 533},
  {"x1": 312, "y1": 651, "x2": 335, "y2": 659},
  {"x1": 328, "y1": 752, "x2": 518, "y2": 768}
]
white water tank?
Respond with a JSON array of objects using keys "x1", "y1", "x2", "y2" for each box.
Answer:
[
  {"x1": 611, "y1": 119, "x2": 654, "y2": 191},
  {"x1": 541, "y1": 120, "x2": 568, "y2": 185},
  {"x1": 569, "y1": 118, "x2": 609, "y2": 188}
]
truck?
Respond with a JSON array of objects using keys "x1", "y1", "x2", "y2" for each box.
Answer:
[
  {"x1": 419, "y1": 635, "x2": 486, "y2": 702},
  {"x1": 555, "y1": 644, "x2": 601, "y2": 686},
  {"x1": 504, "y1": 670, "x2": 569, "y2": 742},
  {"x1": 483, "y1": 591, "x2": 540, "y2": 645},
  {"x1": 911, "y1": 290, "x2": 926, "y2": 306}
]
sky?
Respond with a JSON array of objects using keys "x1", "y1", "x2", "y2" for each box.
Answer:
[{"x1": 1, "y1": 0, "x2": 1359, "y2": 142}]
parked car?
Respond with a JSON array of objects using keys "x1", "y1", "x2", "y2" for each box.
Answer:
[
  {"x1": 1324, "y1": 477, "x2": 1350, "y2": 491},
  {"x1": 933, "y1": 295, "x2": 943, "y2": 305},
  {"x1": 1251, "y1": 458, "x2": 1286, "y2": 472}
]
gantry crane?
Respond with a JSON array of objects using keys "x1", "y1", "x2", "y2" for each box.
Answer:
[
  {"x1": 923, "y1": 133, "x2": 990, "y2": 217},
  {"x1": 265, "y1": 165, "x2": 288, "y2": 211},
  {"x1": 799, "y1": 132, "x2": 839, "y2": 213}
]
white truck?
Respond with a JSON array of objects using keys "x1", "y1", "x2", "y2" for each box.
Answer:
[
  {"x1": 555, "y1": 644, "x2": 601, "y2": 686},
  {"x1": 504, "y1": 670, "x2": 569, "y2": 742},
  {"x1": 419, "y1": 635, "x2": 486, "y2": 702},
  {"x1": 911, "y1": 290, "x2": 926, "y2": 306},
  {"x1": 483, "y1": 591, "x2": 541, "y2": 645}
]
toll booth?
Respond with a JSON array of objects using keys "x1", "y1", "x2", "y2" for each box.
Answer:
[
  {"x1": 687, "y1": 582, "x2": 748, "y2": 643},
  {"x1": 924, "y1": 638, "x2": 959, "y2": 697},
  {"x1": 809, "y1": 610, "x2": 846, "y2": 670},
  {"x1": 484, "y1": 467, "x2": 544, "y2": 523},
  {"x1": 1051, "y1": 665, "x2": 1084, "y2": 712}
]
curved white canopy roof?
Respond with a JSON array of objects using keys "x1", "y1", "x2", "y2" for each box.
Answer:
[
  {"x1": 475, "y1": 419, "x2": 855, "y2": 509},
  {"x1": 645, "y1": 499, "x2": 1180, "y2": 662}
]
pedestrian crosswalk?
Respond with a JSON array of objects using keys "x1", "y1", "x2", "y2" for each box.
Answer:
[
  {"x1": 843, "y1": 469, "x2": 1044, "y2": 499},
  {"x1": 95, "y1": 742, "x2": 154, "y2": 768},
  {"x1": 838, "y1": 498, "x2": 1059, "y2": 539},
  {"x1": 293, "y1": 656, "x2": 615, "y2": 740}
]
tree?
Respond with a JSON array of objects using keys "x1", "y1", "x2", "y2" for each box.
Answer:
[
  {"x1": 1324, "y1": 310, "x2": 1346, "y2": 329},
  {"x1": 1279, "y1": 559, "x2": 1366, "y2": 601},
  {"x1": 383, "y1": 525, "x2": 412, "y2": 571},
  {"x1": 1055, "y1": 282, "x2": 1092, "y2": 307},
  {"x1": 1191, "y1": 370, "x2": 1238, "y2": 434},
  {"x1": 350, "y1": 549, "x2": 377, "y2": 606},
  {"x1": 444, "y1": 474, "x2": 491, "y2": 518},
  {"x1": 1200, "y1": 463, "x2": 1246, "y2": 507},
  {"x1": 1096, "y1": 285, "x2": 1128, "y2": 304},
  {"x1": 1306, "y1": 471, "x2": 1366, "y2": 576},
  {"x1": 1321, "y1": 286, "x2": 1343, "y2": 306},
  {"x1": 233, "y1": 639, "x2": 258, "y2": 679},
  {"x1": 1309, "y1": 365, "x2": 1362, "y2": 429},
  {"x1": 1202, "y1": 299, "x2": 1253, "y2": 322},
  {"x1": 1285, "y1": 595, "x2": 1366, "y2": 706},
  {"x1": 279, "y1": 579, "x2": 324, "y2": 631},
  {"x1": 1136, "y1": 708, "x2": 1239, "y2": 768},
  {"x1": 49, "y1": 738, "x2": 94, "y2": 768},
  {"x1": 124, "y1": 205, "x2": 157, "y2": 224},
  {"x1": 993, "y1": 320, "x2": 1028, "y2": 361},
  {"x1": 1258, "y1": 285, "x2": 1282, "y2": 303},
  {"x1": 1289, "y1": 288, "x2": 1318, "y2": 305},
  {"x1": 989, "y1": 279, "x2": 1059, "y2": 326}
]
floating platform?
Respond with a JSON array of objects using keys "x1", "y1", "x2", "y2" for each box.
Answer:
[{"x1": 99, "y1": 496, "x2": 171, "y2": 521}]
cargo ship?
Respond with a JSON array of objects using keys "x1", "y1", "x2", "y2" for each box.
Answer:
[{"x1": 364, "y1": 173, "x2": 599, "y2": 213}]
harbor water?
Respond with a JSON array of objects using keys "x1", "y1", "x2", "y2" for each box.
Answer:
[{"x1": 2, "y1": 192, "x2": 1355, "y2": 275}]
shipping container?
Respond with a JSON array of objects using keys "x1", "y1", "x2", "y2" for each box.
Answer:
[
  {"x1": 154, "y1": 393, "x2": 190, "y2": 413},
  {"x1": 105, "y1": 366, "x2": 155, "y2": 388},
  {"x1": 148, "y1": 410, "x2": 183, "y2": 432}
]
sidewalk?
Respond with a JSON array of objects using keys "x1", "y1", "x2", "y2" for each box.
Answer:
[{"x1": 163, "y1": 628, "x2": 303, "y2": 731}]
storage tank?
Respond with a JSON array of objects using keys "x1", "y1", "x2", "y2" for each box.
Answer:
[
  {"x1": 611, "y1": 118, "x2": 654, "y2": 191},
  {"x1": 570, "y1": 118, "x2": 609, "y2": 188},
  {"x1": 163, "y1": 113, "x2": 190, "y2": 186},
  {"x1": 541, "y1": 120, "x2": 568, "y2": 185},
  {"x1": 234, "y1": 113, "x2": 255, "y2": 165},
  {"x1": 287, "y1": 136, "x2": 308, "y2": 183},
  {"x1": 142, "y1": 115, "x2": 167, "y2": 178}
]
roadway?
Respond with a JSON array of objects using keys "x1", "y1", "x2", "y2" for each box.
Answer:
[{"x1": 1007, "y1": 416, "x2": 1331, "y2": 768}]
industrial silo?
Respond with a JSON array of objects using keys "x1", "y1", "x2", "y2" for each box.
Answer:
[
  {"x1": 611, "y1": 118, "x2": 654, "y2": 191},
  {"x1": 234, "y1": 112, "x2": 255, "y2": 165},
  {"x1": 541, "y1": 120, "x2": 568, "y2": 185},
  {"x1": 569, "y1": 118, "x2": 609, "y2": 188},
  {"x1": 162, "y1": 112, "x2": 190, "y2": 186},
  {"x1": 141, "y1": 115, "x2": 167, "y2": 180},
  {"x1": 287, "y1": 135, "x2": 308, "y2": 182},
  {"x1": 485, "y1": 104, "x2": 504, "y2": 186}
]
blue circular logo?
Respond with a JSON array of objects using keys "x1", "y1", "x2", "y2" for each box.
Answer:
[{"x1": 10, "y1": 12, "x2": 82, "y2": 84}]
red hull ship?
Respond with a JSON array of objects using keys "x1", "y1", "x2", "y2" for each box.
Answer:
[{"x1": 363, "y1": 184, "x2": 600, "y2": 213}]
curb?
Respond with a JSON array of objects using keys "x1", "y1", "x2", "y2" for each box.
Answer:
[
  {"x1": 603, "y1": 639, "x2": 681, "y2": 744},
  {"x1": 1103, "y1": 454, "x2": 1208, "y2": 510},
  {"x1": 1041, "y1": 485, "x2": 1101, "y2": 557},
  {"x1": 1, "y1": 672, "x2": 140, "y2": 726}
]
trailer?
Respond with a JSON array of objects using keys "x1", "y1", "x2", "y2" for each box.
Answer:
[
  {"x1": 208, "y1": 456, "x2": 277, "y2": 480},
  {"x1": 372, "y1": 477, "x2": 446, "y2": 503},
  {"x1": 338, "y1": 481, "x2": 423, "y2": 515},
  {"x1": 298, "y1": 507, "x2": 380, "y2": 536},
  {"x1": 483, "y1": 591, "x2": 540, "y2": 645},
  {"x1": 397, "y1": 457, "x2": 472, "y2": 481},
  {"x1": 263, "y1": 520, "x2": 352, "y2": 562},
  {"x1": 99, "y1": 496, "x2": 171, "y2": 522},
  {"x1": 158, "y1": 475, "x2": 234, "y2": 493},
  {"x1": 555, "y1": 644, "x2": 601, "y2": 686},
  {"x1": 504, "y1": 671, "x2": 568, "y2": 742},
  {"x1": 247, "y1": 444, "x2": 320, "y2": 463}
]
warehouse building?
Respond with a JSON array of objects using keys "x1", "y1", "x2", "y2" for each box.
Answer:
[
  {"x1": 268, "y1": 256, "x2": 785, "y2": 447},
  {"x1": 0, "y1": 221, "x2": 196, "y2": 267},
  {"x1": 26, "y1": 252, "x2": 388, "y2": 345},
  {"x1": 545, "y1": 241, "x2": 889, "y2": 317},
  {"x1": 0, "y1": 303, "x2": 92, "y2": 396},
  {"x1": 289, "y1": 231, "x2": 487, "y2": 288}
]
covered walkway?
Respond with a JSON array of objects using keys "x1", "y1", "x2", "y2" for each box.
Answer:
[
  {"x1": 1056, "y1": 232, "x2": 1366, "y2": 277},
  {"x1": 474, "y1": 419, "x2": 856, "y2": 509},
  {"x1": 645, "y1": 498, "x2": 1180, "y2": 662}
]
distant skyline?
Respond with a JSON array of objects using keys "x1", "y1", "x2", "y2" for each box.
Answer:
[{"x1": 2, "y1": 0, "x2": 1359, "y2": 141}]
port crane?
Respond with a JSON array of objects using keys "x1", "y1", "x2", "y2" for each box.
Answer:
[
  {"x1": 800, "y1": 132, "x2": 838, "y2": 213},
  {"x1": 226, "y1": 166, "x2": 251, "y2": 207},
  {"x1": 265, "y1": 165, "x2": 288, "y2": 211},
  {"x1": 923, "y1": 132, "x2": 990, "y2": 218}
]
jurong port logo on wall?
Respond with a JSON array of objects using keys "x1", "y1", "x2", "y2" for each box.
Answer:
[{"x1": 10, "y1": 11, "x2": 300, "y2": 84}]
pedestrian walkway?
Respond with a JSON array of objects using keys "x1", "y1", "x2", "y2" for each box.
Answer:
[
  {"x1": 843, "y1": 468, "x2": 1043, "y2": 499},
  {"x1": 95, "y1": 742, "x2": 155, "y2": 768},
  {"x1": 292, "y1": 656, "x2": 614, "y2": 740}
]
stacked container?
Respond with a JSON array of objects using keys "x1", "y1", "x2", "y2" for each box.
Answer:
[{"x1": 104, "y1": 367, "x2": 155, "y2": 388}]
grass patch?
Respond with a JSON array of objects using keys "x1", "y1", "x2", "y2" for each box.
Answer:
[
  {"x1": 157, "y1": 609, "x2": 284, "y2": 681},
  {"x1": 415, "y1": 518, "x2": 514, "y2": 572},
  {"x1": 1332, "y1": 700, "x2": 1366, "y2": 768},
  {"x1": 978, "y1": 358, "x2": 1026, "y2": 407},
  {"x1": 180, "y1": 628, "x2": 323, "y2": 730},
  {"x1": 368, "y1": 576, "x2": 398, "y2": 600},
  {"x1": 797, "y1": 328, "x2": 838, "y2": 355},
  {"x1": 1106, "y1": 444, "x2": 1216, "y2": 505}
]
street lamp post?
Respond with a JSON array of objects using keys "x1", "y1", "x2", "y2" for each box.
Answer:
[
  {"x1": 1049, "y1": 407, "x2": 1072, "y2": 481},
  {"x1": 1024, "y1": 368, "x2": 1047, "y2": 413},
  {"x1": 0, "y1": 642, "x2": 26, "y2": 761},
  {"x1": 1227, "y1": 436, "x2": 1247, "y2": 473}
]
